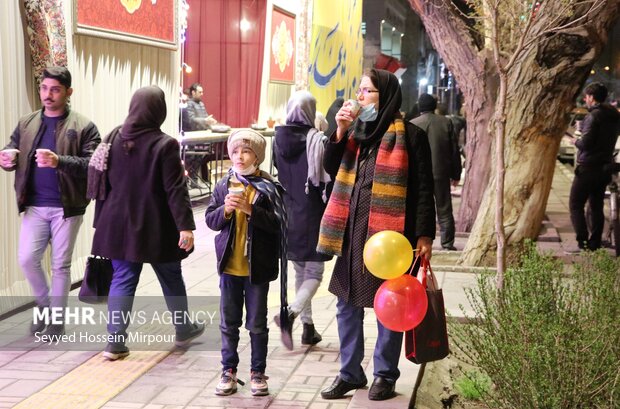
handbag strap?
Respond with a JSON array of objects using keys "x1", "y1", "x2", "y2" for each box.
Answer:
[
  {"x1": 407, "y1": 254, "x2": 421, "y2": 277},
  {"x1": 419, "y1": 256, "x2": 439, "y2": 291},
  {"x1": 406, "y1": 255, "x2": 440, "y2": 290}
]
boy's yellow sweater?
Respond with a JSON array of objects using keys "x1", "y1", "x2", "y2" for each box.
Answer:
[{"x1": 224, "y1": 180, "x2": 257, "y2": 277}]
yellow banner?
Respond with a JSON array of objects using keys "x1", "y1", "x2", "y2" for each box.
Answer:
[{"x1": 309, "y1": 0, "x2": 363, "y2": 114}]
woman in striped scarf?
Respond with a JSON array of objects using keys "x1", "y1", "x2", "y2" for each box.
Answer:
[{"x1": 318, "y1": 69, "x2": 436, "y2": 401}]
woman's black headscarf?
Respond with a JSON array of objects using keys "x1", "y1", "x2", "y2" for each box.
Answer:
[
  {"x1": 352, "y1": 69, "x2": 402, "y2": 147},
  {"x1": 121, "y1": 85, "x2": 167, "y2": 142}
]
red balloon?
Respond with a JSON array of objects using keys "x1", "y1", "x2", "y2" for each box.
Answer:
[{"x1": 374, "y1": 274, "x2": 428, "y2": 332}]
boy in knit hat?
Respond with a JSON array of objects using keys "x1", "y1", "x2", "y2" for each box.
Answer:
[{"x1": 205, "y1": 129, "x2": 285, "y2": 396}]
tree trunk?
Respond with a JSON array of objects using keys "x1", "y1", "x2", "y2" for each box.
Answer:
[
  {"x1": 460, "y1": 132, "x2": 559, "y2": 266},
  {"x1": 407, "y1": 1, "x2": 499, "y2": 232},
  {"x1": 457, "y1": 58, "x2": 498, "y2": 232},
  {"x1": 409, "y1": 0, "x2": 620, "y2": 265},
  {"x1": 461, "y1": 28, "x2": 602, "y2": 266}
]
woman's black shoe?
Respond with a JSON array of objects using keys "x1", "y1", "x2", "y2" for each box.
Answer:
[
  {"x1": 320, "y1": 375, "x2": 367, "y2": 399},
  {"x1": 368, "y1": 376, "x2": 396, "y2": 401},
  {"x1": 301, "y1": 323, "x2": 322, "y2": 345}
]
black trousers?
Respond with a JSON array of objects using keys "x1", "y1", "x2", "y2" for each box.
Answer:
[
  {"x1": 434, "y1": 178, "x2": 455, "y2": 249},
  {"x1": 569, "y1": 166, "x2": 610, "y2": 250}
]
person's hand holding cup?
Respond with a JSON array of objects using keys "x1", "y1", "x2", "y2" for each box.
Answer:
[
  {"x1": 335, "y1": 99, "x2": 361, "y2": 142},
  {"x1": 0, "y1": 149, "x2": 19, "y2": 168},
  {"x1": 35, "y1": 148, "x2": 59, "y2": 168},
  {"x1": 225, "y1": 185, "x2": 252, "y2": 216}
]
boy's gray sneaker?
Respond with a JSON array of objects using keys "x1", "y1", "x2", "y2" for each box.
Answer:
[
  {"x1": 215, "y1": 369, "x2": 238, "y2": 396},
  {"x1": 250, "y1": 371, "x2": 269, "y2": 396},
  {"x1": 175, "y1": 322, "x2": 205, "y2": 347}
]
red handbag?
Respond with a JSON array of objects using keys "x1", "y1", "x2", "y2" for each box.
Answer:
[{"x1": 405, "y1": 256, "x2": 449, "y2": 364}]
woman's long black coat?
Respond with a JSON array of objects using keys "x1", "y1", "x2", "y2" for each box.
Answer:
[
  {"x1": 92, "y1": 133, "x2": 195, "y2": 263},
  {"x1": 324, "y1": 122, "x2": 436, "y2": 307}
]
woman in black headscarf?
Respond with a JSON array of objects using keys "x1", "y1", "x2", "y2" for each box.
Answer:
[
  {"x1": 90, "y1": 86, "x2": 203, "y2": 360},
  {"x1": 317, "y1": 69, "x2": 436, "y2": 401}
]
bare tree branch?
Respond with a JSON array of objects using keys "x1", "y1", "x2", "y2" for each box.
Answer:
[
  {"x1": 408, "y1": 0, "x2": 485, "y2": 85},
  {"x1": 511, "y1": 0, "x2": 607, "y2": 69}
]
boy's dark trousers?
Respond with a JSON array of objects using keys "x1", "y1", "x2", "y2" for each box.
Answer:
[{"x1": 219, "y1": 274, "x2": 269, "y2": 373}]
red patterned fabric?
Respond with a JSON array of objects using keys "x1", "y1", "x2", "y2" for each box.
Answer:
[
  {"x1": 76, "y1": 0, "x2": 175, "y2": 42},
  {"x1": 24, "y1": 0, "x2": 67, "y2": 83},
  {"x1": 183, "y1": 0, "x2": 267, "y2": 128}
]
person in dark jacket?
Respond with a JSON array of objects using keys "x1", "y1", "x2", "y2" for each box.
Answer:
[
  {"x1": 0, "y1": 67, "x2": 100, "y2": 337},
  {"x1": 411, "y1": 94, "x2": 462, "y2": 250},
  {"x1": 183, "y1": 82, "x2": 217, "y2": 131},
  {"x1": 205, "y1": 129, "x2": 283, "y2": 397},
  {"x1": 317, "y1": 69, "x2": 436, "y2": 401},
  {"x1": 569, "y1": 82, "x2": 620, "y2": 250},
  {"x1": 90, "y1": 86, "x2": 203, "y2": 361},
  {"x1": 325, "y1": 97, "x2": 345, "y2": 138},
  {"x1": 273, "y1": 91, "x2": 333, "y2": 349}
]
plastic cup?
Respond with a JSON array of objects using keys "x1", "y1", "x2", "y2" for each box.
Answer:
[
  {"x1": 1, "y1": 149, "x2": 19, "y2": 161},
  {"x1": 35, "y1": 148, "x2": 52, "y2": 167},
  {"x1": 347, "y1": 99, "x2": 361, "y2": 117},
  {"x1": 36, "y1": 148, "x2": 52, "y2": 156},
  {"x1": 228, "y1": 186, "x2": 245, "y2": 196}
]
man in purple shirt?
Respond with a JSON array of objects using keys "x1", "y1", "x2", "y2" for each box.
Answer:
[{"x1": 0, "y1": 67, "x2": 100, "y2": 336}]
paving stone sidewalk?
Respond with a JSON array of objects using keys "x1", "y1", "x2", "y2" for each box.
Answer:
[{"x1": 0, "y1": 162, "x2": 591, "y2": 408}]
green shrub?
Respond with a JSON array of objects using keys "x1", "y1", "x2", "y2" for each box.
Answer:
[
  {"x1": 451, "y1": 243, "x2": 620, "y2": 409},
  {"x1": 455, "y1": 370, "x2": 492, "y2": 400}
]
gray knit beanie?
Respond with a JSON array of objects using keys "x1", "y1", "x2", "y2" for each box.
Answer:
[{"x1": 227, "y1": 129, "x2": 267, "y2": 165}]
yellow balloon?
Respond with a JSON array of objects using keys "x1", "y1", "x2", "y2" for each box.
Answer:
[{"x1": 363, "y1": 231, "x2": 413, "y2": 280}]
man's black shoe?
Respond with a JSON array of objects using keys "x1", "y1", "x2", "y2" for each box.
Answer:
[
  {"x1": 175, "y1": 322, "x2": 206, "y2": 347},
  {"x1": 320, "y1": 375, "x2": 367, "y2": 399},
  {"x1": 41, "y1": 324, "x2": 65, "y2": 337},
  {"x1": 103, "y1": 343, "x2": 130, "y2": 361},
  {"x1": 368, "y1": 376, "x2": 396, "y2": 401},
  {"x1": 442, "y1": 245, "x2": 457, "y2": 251},
  {"x1": 30, "y1": 305, "x2": 47, "y2": 335}
]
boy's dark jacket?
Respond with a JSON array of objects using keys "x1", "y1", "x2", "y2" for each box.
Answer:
[{"x1": 205, "y1": 172, "x2": 281, "y2": 284}]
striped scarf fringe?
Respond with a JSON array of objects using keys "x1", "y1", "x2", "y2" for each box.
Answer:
[{"x1": 316, "y1": 119, "x2": 408, "y2": 256}]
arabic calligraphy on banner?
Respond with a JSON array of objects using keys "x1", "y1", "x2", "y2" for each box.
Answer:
[
  {"x1": 269, "y1": 7, "x2": 295, "y2": 84},
  {"x1": 309, "y1": 0, "x2": 362, "y2": 113}
]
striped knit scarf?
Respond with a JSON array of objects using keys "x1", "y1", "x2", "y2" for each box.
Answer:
[{"x1": 316, "y1": 119, "x2": 408, "y2": 256}]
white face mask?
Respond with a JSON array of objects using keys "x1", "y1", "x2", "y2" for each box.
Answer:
[
  {"x1": 234, "y1": 163, "x2": 258, "y2": 176},
  {"x1": 358, "y1": 103, "x2": 378, "y2": 122}
]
